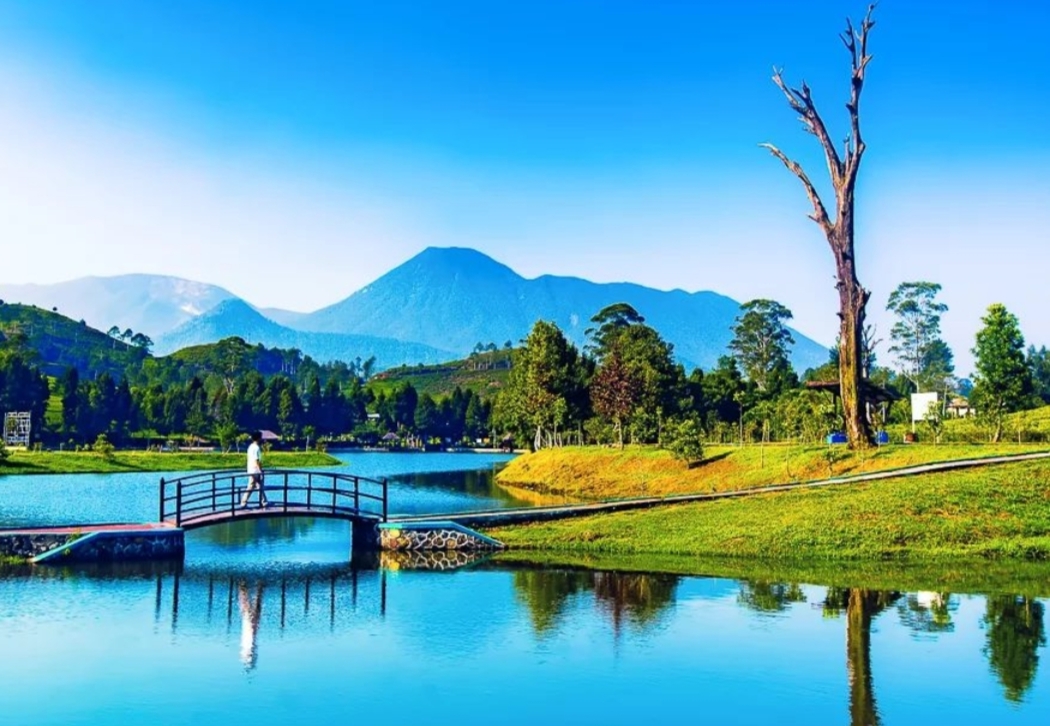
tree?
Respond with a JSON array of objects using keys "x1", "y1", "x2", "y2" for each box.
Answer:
[
  {"x1": 591, "y1": 346, "x2": 642, "y2": 449},
  {"x1": 729, "y1": 299, "x2": 796, "y2": 392},
  {"x1": 971, "y1": 304, "x2": 1032, "y2": 442},
  {"x1": 1027, "y1": 345, "x2": 1050, "y2": 405},
  {"x1": 585, "y1": 303, "x2": 645, "y2": 359},
  {"x1": 886, "y1": 282, "x2": 952, "y2": 391},
  {"x1": 495, "y1": 320, "x2": 584, "y2": 450},
  {"x1": 763, "y1": 4, "x2": 877, "y2": 449}
]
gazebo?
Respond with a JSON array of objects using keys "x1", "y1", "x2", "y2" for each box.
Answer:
[{"x1": 805, "y1": 379, "x2": 901, "y2": 433}]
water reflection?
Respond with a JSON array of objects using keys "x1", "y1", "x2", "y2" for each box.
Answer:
[
  {"x1": 237, "y1": 581, "x2": 264, "y2": 671},
  {"x1": 822, "y1": 589, "x2": 901, "y2": 726},
  {"x1": 155, "y1": 565, "x2": 389, "y2": 672},
  {"x1": 898, "y1": 592, "x2": 958, "y2": 636},
  {"x1": 737, "y1": 580, "x2": 807, "y2": 613},
  {"x1": 3, "y1": 559, "x2": 1047, "y2": 721},
  {"x1": 511, "y1": 568, "x2": 680, "y2": 637},
  {"x1": 984, "y1": 595, "x2": 1046, "y2": 703}
]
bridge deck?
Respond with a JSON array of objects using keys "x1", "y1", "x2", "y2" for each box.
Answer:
[{"x1": 169, "y1": 505, "x2": 384, "y2": 530}]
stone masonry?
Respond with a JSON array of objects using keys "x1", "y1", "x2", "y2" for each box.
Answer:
[{"x1": 378, "y1": 521, "x2": 504, "y2": 551}]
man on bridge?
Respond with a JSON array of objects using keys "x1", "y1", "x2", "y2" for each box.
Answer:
[{"x1": 240, "y1": 431, "x2": 269, "y2": 509}]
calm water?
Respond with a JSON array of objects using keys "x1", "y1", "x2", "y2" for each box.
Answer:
[{"x1": 2, "y1": 452, "x2": 1049, "y2": 724}]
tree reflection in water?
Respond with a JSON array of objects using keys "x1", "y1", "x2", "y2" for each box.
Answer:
[
  {"x1": 983, "y1": 595, "x2": 1046, "y2": 703},
  {"x1": 823, "y1": 588, "x2": 901, "y2": 726},
  {"x1": 737, "y1": 580, "x2": 807, "y2": 613},
  {"x1": 512, "y1": 569, "x2": 680, "y2": 637}
]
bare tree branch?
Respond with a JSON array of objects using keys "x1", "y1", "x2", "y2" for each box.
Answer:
[
  {"x1": 771, "y1": 68, "x2": 843, "y2": 186},
  {"x1": 842, "y1": 3, "x2": 877, "y2": 182},
  {"x1": 759, "y1": 143, "x2": 832, "y2": 232}
]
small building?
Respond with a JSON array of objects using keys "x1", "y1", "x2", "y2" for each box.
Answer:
[{"x1": 946, "y1": 396, "x2": 974, "y2": 418}]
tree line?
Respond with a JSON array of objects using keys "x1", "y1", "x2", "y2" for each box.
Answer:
[{"x1": 2, "y1": 285, "x2": 1047, "y2": 453}]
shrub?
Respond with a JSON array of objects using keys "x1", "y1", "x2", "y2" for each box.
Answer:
[
  {"x1": 663, "y1": 418, "x2": 705, "y2": 467},
  {"x1": 92, "y1": 434, "x2": 115, "y2": 461}
]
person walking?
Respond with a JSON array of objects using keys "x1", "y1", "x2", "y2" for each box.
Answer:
[{"x1": 241, "y1": 430, "x2": 269, "y2": 508}]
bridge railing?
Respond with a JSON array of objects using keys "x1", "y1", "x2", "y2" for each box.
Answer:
[{"x1": 160, "y1": 469, "x2": 388, "y2": 528}]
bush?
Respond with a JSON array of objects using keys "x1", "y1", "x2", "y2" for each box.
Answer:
[
  {"x1": 663, "y1": 418, "x2": 705, "y2": 467},
  {"x1": 0, "y1": 440, "x2": 8, "y2": 462},
  {"x1": 92, "y1": 434, "x2": 115, "y2": 461}
]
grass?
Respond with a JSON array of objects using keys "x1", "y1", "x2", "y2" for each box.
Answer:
[
  {"x1": 495, "y1": 442, "x2": 1050, "y2": 500},
  {"x1": 0, "y1": 450, "x2": 341, "y2": 476},
  {"x1": 486, "y1": 459, "x2": 1050, "y2": 561}
]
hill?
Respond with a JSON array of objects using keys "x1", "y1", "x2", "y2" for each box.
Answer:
[
  {"x1": 295, "y1": 247, "x2": 828, "y2": 372},
  {"x1": 0, "y1": 303, "x2": 146, "y2": 378},
  {"x1": 367, "y1": 349, "x2": 513, "y2": 399},
  {"x1": 0, "y1": 274, "x2": 234, "y2": 340},
  {"x1": 155, "y1": 298, "x2": 457, "y2": 369}
]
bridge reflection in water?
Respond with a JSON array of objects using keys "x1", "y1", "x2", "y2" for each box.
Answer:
[{"x1": 154, "y1": 564, "x2": 389, "y2": 671}]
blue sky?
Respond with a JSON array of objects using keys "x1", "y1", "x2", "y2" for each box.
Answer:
[{"x1": 0, "y1": 1, "x2": 1048, "y2": 374}]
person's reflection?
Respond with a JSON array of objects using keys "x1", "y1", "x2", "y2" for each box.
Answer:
[{"x1": 238, "y1": 581, "x2": 265, "y2": 671}]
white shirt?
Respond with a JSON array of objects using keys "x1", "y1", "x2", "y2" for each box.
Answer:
[{"x1": 247, "y1": 441, "x2": 262, "y2": 474}]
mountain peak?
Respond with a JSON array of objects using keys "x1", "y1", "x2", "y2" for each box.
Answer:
[{"x1": 403, "y1": 246, "x2": 521, "y2": 279}]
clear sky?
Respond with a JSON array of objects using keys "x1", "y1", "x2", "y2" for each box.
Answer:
[{"x1": 0, "y1": 1, "x2": 1047, "y2": 375}]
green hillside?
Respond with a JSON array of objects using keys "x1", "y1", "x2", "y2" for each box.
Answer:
[
  {"x1": 368, "y1": 349, "x2": 512, "y2": 399},
  {"x1": 0, "y1": 302, "x2": 147, "y2": 378}
]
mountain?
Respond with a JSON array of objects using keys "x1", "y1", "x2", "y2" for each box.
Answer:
[
  {"x1": 3, "y1": 247, "x2": 831, "y2": 372},
  {"x1": 294, "y1": 247, "x2": 828, "y2": 372},
  {"x1": 155, "y1": 298, "x2": 457, "y2": 369},
  {"x1": 0, "y1": 274, "x2": 235, "y2": 340}
]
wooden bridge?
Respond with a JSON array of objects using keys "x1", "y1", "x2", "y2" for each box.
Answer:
[{"x1": 159, "y1": 469, "x2": 388, "y2": 536}]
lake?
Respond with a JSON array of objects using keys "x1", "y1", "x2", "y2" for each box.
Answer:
[{"x1": 1, "y1": 451, "x2": 1048, "y2": 725}]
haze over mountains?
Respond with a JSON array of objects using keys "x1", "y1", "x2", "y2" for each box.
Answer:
[{"x1": 1, "y1": 247, "x2": 828, "y2": 372}]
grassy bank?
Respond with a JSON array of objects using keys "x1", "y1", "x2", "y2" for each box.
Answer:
[
  {"x1": 487, "y1": 459, "x2": 1050, "y2": 561},
  {"x1": 495, "y1": 442, "x2": 1050, "y2": 500},
  {"x1": 0, "y1": 450, "x2": 342, "y2": 476}
]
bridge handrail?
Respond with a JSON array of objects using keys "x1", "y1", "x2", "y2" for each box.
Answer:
[{"x1": 160, "y1": 469, "x2": 388, "y2": 527}]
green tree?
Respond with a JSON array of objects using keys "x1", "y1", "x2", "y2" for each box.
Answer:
[
  {"x1": 729, "y1": 299, "x2": 796, "y2": 392},
  {"x1": 585, "y1": 302, "x2": 646, "y2": 358},
  {"x1": 414, "y1": 393, "x2": 439, "y2": 439},
  {"x1": 887, "y1": 281, "x2": 953, "y2": 392},
  {"x1": 58, "y1": 366, "x2": 80, "y2": 437},
  {"x1": 971, "y1": 304, "x2": 1032, "y2": 442},
  {"x1": 495, "y1": 320, "x2": 584, "y2": 450},
  {"x1": 1027, "y1": 345, "x2": 1050, "y2": 405}
]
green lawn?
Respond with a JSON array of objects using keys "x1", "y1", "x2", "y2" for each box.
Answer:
[
  {"x1": 487, "y1": 459, "x2": 1050, "y2": 562},
  {"x1": 496, "y1": 442, "x2": 1050, "y2": 500},
  {"x1": 0, "y1": 450, "x2": 341, "y2": 476}
]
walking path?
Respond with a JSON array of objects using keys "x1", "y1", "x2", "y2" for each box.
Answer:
[{"x1": 392, "y1": 450, "x2": 1050, "y2": 529}]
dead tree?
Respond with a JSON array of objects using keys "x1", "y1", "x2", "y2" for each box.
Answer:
[{"x1": 762, "y1": 4, "x2": 877, "y2": 448}]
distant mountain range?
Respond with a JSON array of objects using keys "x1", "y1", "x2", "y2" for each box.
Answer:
[
  {"x1": 1, "y1": 247, "x2": 829, "y2": 372},
  {"x1": 0, "y1": 274, "x2": 236, "y2": 338},
  {"x1": 155, "y1": 299, "x2": 457, "y2": 369}
]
